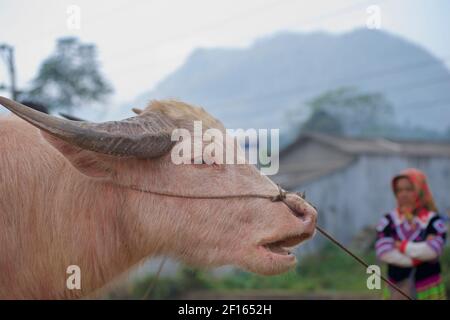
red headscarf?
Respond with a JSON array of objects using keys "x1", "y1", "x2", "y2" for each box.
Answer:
[{"x1": 391, "y1": 168, "x2": 438, "y2": 221}]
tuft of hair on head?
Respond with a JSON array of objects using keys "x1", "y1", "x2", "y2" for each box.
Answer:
[{"x1": 143, "y1": 100, "x2": 225, "y2": 131}]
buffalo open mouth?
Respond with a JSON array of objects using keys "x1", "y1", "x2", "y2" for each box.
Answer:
[{"x1": 260, "y1": 233, "x2": 309, "y2": 257}]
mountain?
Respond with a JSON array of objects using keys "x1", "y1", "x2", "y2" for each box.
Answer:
[{"x1": 114, "y1": 29, "x2": 450, "y2": 143}]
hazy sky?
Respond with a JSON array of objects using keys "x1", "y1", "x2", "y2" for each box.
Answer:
[{"x1": 0, "y1": 0, "x2": 449, "y2": 105}]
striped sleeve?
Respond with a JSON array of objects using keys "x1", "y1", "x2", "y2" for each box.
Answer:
[
  {"x1": 405, "y1": 241, "x2": 438, "y2": 261},
  {"x1": 375, "y1": 215, "x2": 395, "y2": 258},
  {"x1": 426, "y1": 217, "x2": 447, "y2": 256}
]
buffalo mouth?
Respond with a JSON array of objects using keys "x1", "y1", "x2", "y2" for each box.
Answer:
[{"x1": 260, "y1": 233, "x2": 309, "y2": 258}]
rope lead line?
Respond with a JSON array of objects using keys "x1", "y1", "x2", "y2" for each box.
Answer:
[
  {"x1": 141, "y1": 257, "x2": 167, "y2": 300},
  {"x1": 129, "y1": 184, "x2": 413, "y2": 300},
  {"x1": 316, "y1": 225, "x2": 413, "y2": 300},
  {"x1": 278, "y1": 192, "x2": 414, "y2": 301}
]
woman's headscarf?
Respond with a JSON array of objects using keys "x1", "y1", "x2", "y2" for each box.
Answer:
[{"x1": 391, "y1": 168, "x2": 438, "y2": 220}]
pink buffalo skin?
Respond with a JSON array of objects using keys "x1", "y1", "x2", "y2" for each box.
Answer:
[{"x1": 0, "y1": 100, "x2": 317, "y2": 299}]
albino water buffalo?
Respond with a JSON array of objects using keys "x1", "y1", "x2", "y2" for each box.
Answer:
[{"x1": 0, "y1": 97, "x2": 317, "y2": 299}]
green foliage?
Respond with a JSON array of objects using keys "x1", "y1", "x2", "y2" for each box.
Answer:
[
  {"x1": 441, "y1": 246, "x2": 450, "y2": 298},
  {"x1": 302, "y1": 109, "x2": 343, "y2": 135},
  {"x1": 301, "y1": 87, "x2": 395, "y2": 137},
  {"x1": 22, "y1": 37, "x2": 113, "y2": 111},
  {"x1": 296, "y1": 86, "x2": 448, "y2": 140}
]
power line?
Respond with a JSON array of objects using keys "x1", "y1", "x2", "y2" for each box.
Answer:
[
  {"x1": 124, "y1": 53, "x2": 449, "y2": 116},
  {"x1": 110, "y1": 0, "x2": 300, "y2": 64},
  {"x1": 399, "y1": 96, "x2": 450, "y2": 111},
  {"x1": 8, "y1": 0, "x2": 390, "y2": 98},
  {"x1": 12, "y1": 0, "x2": 304, "y2": 89},
  {"x1": 202, "y1": 55, "x2": 450, "y2": 107},
  {"x1": 108, "y1": 52, "x2": 450, "y2": 122},
  {"x1": 26, "y1": 1, "x2": 151, "y2": 47},
  {"x1": 110, "y1": 0, "x2": 387, "y2": 74},
  {"x1": 227, "y1": 89, "x2": 450, "y2": 121},
  {"x1": 12, "y1": 0, "x2": 441, "y2": 115},
  {"x1": 212, "y1": 70, "x2": 450, "y2": 121},
  {"x1": 376, "y1": 75, "x2": 450, "y2": 95}
]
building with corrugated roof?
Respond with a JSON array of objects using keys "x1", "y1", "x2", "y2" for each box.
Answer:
[{"x1": 273, "y1": 132, "x2": 450, "y2": 252}]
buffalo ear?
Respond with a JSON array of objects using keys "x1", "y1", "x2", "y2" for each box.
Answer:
[{"x1": 41, "y1": 131, "x2": 115, "y2": 179}]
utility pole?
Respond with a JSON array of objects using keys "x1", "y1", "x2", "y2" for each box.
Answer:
[{"x1": 0, "y1": 43, "x2": 18, "y2": 100}]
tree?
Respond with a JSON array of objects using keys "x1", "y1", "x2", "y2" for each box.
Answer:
[
  {"x1": 302, "y1": 109, "x2": 343, "y2": 135},
  {"x1": 21, "y1": 37, "x2": 113, "y2": 111},
  {"x1": 301, "y1": 87, "x2": 395, "y2": 137}
]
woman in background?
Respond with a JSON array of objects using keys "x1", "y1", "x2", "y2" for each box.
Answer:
[{"x1": 375, "y1": 168, "x2": 447, "y2": 300}]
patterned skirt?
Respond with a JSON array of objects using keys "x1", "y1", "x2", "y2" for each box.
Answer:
[
  {"x1": 416, "y1": 275, "x2": 447, "y2": 300},
  {"x1": 382, "y1": 275, "x2": 447, "y2": 300}
]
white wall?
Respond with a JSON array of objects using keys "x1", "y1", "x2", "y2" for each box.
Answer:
[{"x1": 294, "y1": 154, "x2": 450, "y2": 255}]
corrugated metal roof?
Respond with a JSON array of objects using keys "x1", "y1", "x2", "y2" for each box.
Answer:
[
  {"x1": 274, "y1": 133, "x2": 450, "y2": 188},
  {"x1": 282, "y1": 132, "x2": 450, "y2": 157}
]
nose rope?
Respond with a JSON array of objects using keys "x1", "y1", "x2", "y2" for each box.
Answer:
[
  {"x1": 314, "y1": 225, "x2": 411, "y2": 300},
  {"x1": 125, "y1": 183, "x2": 413, "y2": 300},
  {"x1": 270, "y1": 184, "x2": 287, "y2": 202},
  {"x1": 272, "y1": 186, "x2": 413, "y2": 300}
]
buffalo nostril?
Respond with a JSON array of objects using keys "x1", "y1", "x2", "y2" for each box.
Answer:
[
  {"x1": 283, "y1": 201, "x2": 306, "y2": 220},
  {"x1": 282, "y1": 194, "x2": 318, "y2": 229},
  {"x1": 282, "y1": 200, "x2": 317, "y2": 240},
  {"x1": 304, "y1": 209, "x2": 318, "y2": 236},
  {"x1": 289, "y1": 206, "x2": 305, "y2": 219}
]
